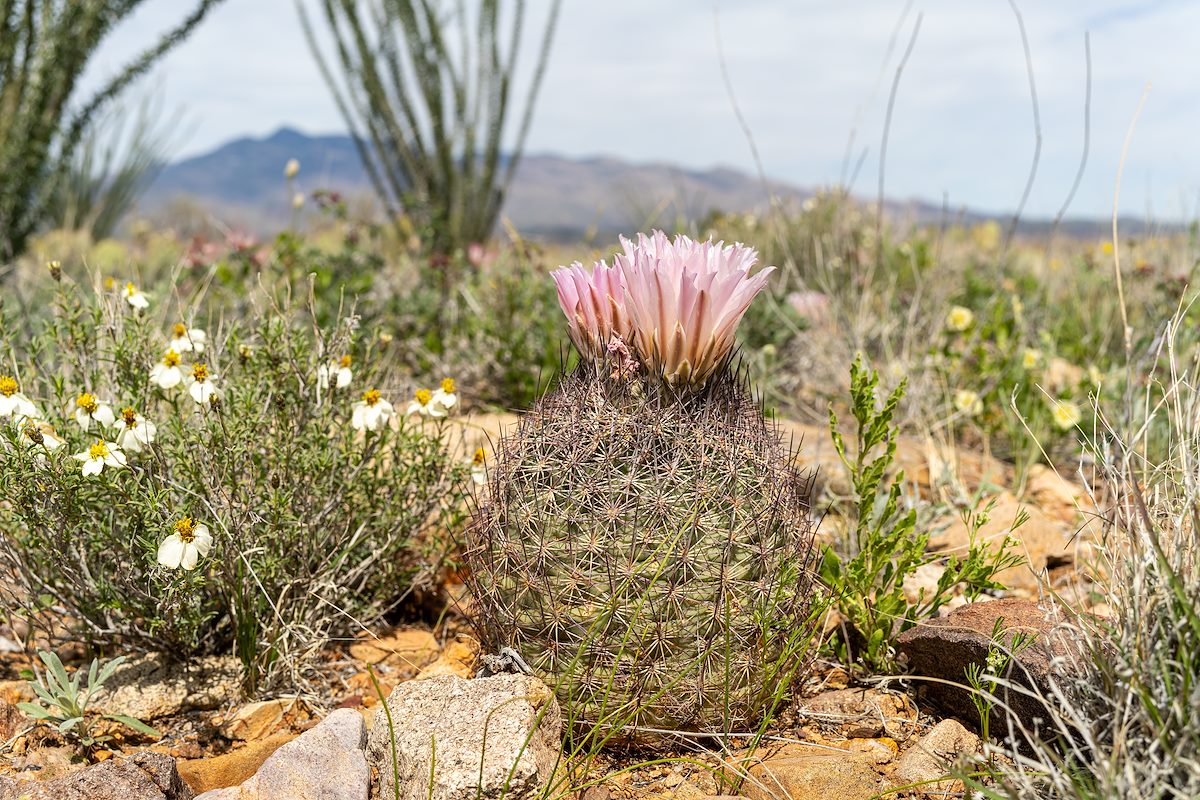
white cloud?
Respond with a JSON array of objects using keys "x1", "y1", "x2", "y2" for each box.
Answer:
[{"x1": 79, "y1": 0, "x2": 1200, "y2": 218}]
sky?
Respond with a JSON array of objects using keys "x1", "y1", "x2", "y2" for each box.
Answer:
[{"x1": 80, "y1": 0, "x2": 1200, "y2": 220}]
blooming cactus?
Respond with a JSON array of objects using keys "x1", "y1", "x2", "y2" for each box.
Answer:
[{"x1": 552, "y1": 231, "x2": 774, "y2": 386}]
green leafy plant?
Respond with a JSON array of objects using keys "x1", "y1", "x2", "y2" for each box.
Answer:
[
  {"x1": 820, "y1": 354, "x2": 1024, "y2": 673},
  {"x1": 965, "y1": 617, "x2": 1036, "y2": 761},
  {"x1": 17, "y1": 650, "x2": 158, "y2": 751}
]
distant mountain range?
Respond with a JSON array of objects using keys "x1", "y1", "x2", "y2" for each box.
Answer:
[{"x1": 141, "y1": 127, "x2": 1170, "y2": 240}]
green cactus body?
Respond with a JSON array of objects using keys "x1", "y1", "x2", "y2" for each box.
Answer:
[{"x1": 467, "y1": 364, "x2": 817, "y2": 738}]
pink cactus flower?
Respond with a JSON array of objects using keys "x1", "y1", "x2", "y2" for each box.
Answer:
[
  {"x1": 615, "y1": 231, "x2": 774, "y2": 386},
  {"x1": 553, "y1": 231, "x2": 775, "y2": 387},
  {"x1": 550, "y1": 260, "x2": 633, "y2": 360}
]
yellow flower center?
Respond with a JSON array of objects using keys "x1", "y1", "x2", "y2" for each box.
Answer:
[
  {"x1": 88, "y1": 441, "x2": 109, "y2": 459},
  {"x1": 0, "y1": 375, "x2": 16, "y2": 397},
  {"x1": 472, "y1": 447, "x2": 485, "y2": 466},
  {"x1": 363, "y1": 388, "x2": 382, "y2": 406},
  {"x1": 173, "y1": 323, "x2": 187, "y2": 337},
  {"x1": 125, "y1": 282, "x2": 137, "y2": 297},
  {"x1": 121, "y1": 407, "x2": 138, "y2": 428},
  {"x1": 339, "y1": 355, "x2": 352, "y2": 369},
  {"x1": 162, "y1": 350, "x2": 181, "y2": 367},
  {"x1": 103, "y1": 277, "x2": 115, "y2": 290},
  {"x1": 192, "y1": 363, "x2": 209, "y2": 382},
  {"x1": 174, "y1": 517, "x2": 196, "y2": 543},
  {"x1": 440, "y1": 378, "x2": 455, "y2": 394},
  {"x1": 76, "y1": 393, "x2": 98, "y2": 413},
  {"x1": 414, "y1": 388, "x2": 432, "y2": 406}
]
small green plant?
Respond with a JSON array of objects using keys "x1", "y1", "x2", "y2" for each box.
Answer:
[
  {"x1": 17, "y1": 650, "x2": 158, "y2": 751},
  {"x1": 965, "y1": 617, "x2": 1036, "y2": 762},
  {"x1": 821, "y1": 355, "x2": 1024, "y2": 673}
]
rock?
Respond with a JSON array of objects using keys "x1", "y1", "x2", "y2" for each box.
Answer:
[
  {"x1": 366, "y1": 673, "x2": 562, "y2": 800},
  {"x1": 0, "y1": 751, "x2": 193, "y2": 800},
  {"x1": 90, "y1": 654, "x2": 242, "y2": 721},
  {"x1": 1024, "y1": 464, "x2": 1091, "y2": 524},
  {"x1": 892, "y1": 719, "x2": 979, "y2": 793},
  {"x1": 346, "y1": 670, "x2": 398, "y2": 708},
  {"x1": 194, "y1": 709, "x2": 368, "y2": 800},
  {"x1": 220, "y1": 697, "x2": 307, "y2": 741},
  {"x1": 797, "y1": 688, "x2": 919, "y2": 742},
  {"x1": 896, "y1": 597, "x2": 1075, "y2": 743},
  {"x1": 0, "y1": 698, "x2": 23, "y2": 740},
  {"x1": 0, "y1": 680, "x2": 33, "y2": 705},
  {"x1": 843, "y1": 737, "x2": 897, "y2": 765},
  {"x1": 726, "y1": 746, "x2": 884, "y2": 800},
  {"x1": 900, "y1": 562, "x2": 948, "y2": 606},
  {"x1": 928, "y1": 492, "x2": 1080, "y2": 594},
  {"x1": 178, "y1": 733, "x2": 296, "y2": 793},
  {"x1": 348, "y1": 629, "x2": 439, "y2": 675},
  {"x1": 777, "y1": 421, "x2": 1010, "y2": 503},
  {"x1": 414, "y1": 634, "x2": 480, "y2": 680}
]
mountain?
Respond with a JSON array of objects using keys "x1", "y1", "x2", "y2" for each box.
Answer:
[
  {"x1": 142, "y1": 127, "x2": 1174, "y2": 241},
  {"x1": 142, "y1": 127, "x2": 817, "y2": 239}
]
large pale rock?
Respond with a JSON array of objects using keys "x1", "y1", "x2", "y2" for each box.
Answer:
[
  {"x1": 366, "y1": 674, "x2": 563, "y2": 800},
  {"x1": 727, "y1": 745, "x2": 884, "y2": 800},
  {"x1": 1023, "y1": 464, "x2": 1091, "y2": 524},
  {"x1": 0, "y1": 751, "x2": 192, "y2": 800},
  {"x1": 90, "y1": 654, "x2": 242, "y2": 720},
  {"x1": 194, "y1": 708, "x2": 368, "y2": 800},
  {"x1": 892, "y1": 719, "x2": 979, "y2": 792},
  {"x1": 896, "y1": 597, "x2": 1076, "y2": 744},
  {"x1": 928, "y1": 492, "x2": 1079, "y2": 594}
]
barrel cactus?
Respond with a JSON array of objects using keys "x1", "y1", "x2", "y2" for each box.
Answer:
[{"x1": 466, "y1": 231, "x2": 818, "y2": 738}]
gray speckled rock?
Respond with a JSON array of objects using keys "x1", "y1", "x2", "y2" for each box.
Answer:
[
  {"x1": 366, "y1": 674, "x2": 563, "y2": 800},
  {"x1": 0, "y1": 751, "x2": 192, "y2": 800},
  {"x1": 194, "y1": 708, "x2": 368, "y2": 800}
]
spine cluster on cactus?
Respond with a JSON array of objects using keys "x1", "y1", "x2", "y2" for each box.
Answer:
[{"x1": 468, "y1": 231, "x2": 817, "y2": 739}]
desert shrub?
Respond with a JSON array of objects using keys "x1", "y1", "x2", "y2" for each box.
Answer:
[{"x1": 0, "y1": 268, "x2": 469, "y2": 692}]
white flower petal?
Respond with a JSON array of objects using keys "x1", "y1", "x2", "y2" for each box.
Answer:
[
  {"x1": 157, "y1": 534, "x2": 185, "y2": 569},
  {"x1": 94, "y1": 405, "x2": 115, "y2": 427},
  {"x1": 193, "y1": 526, "x2": 213, "y2": 557},
  {"x1": 179, "y1": 543, "x2": 200, "y2": 571},
  {"x1": 81, "y1": 458, "x2": 102, "y2": 476}
]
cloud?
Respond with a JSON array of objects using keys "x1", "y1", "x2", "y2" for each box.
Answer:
[{"x1": 79, "y1": 0, "x2": 1200, "y2": 219}]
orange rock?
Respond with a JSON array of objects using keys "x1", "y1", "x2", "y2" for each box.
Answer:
[
  {"x1": 220, "y1": 697, "x2": 308, "y2": 741},
  {"x1": 348, "y1": 629, "x2": 439, "y2": 676},
  {"x1": 177, "y1": 732, "x2": 296, "y2": 794},
  {"x1": 927, "y1": 492, "x2": 1083, "y2": 595},
  {"x1": 346, "y1": 671, "x2": 397, "y2": 707},
  {"x1": 415, "y1": 634, "x2": 480, "y2": 680}
]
